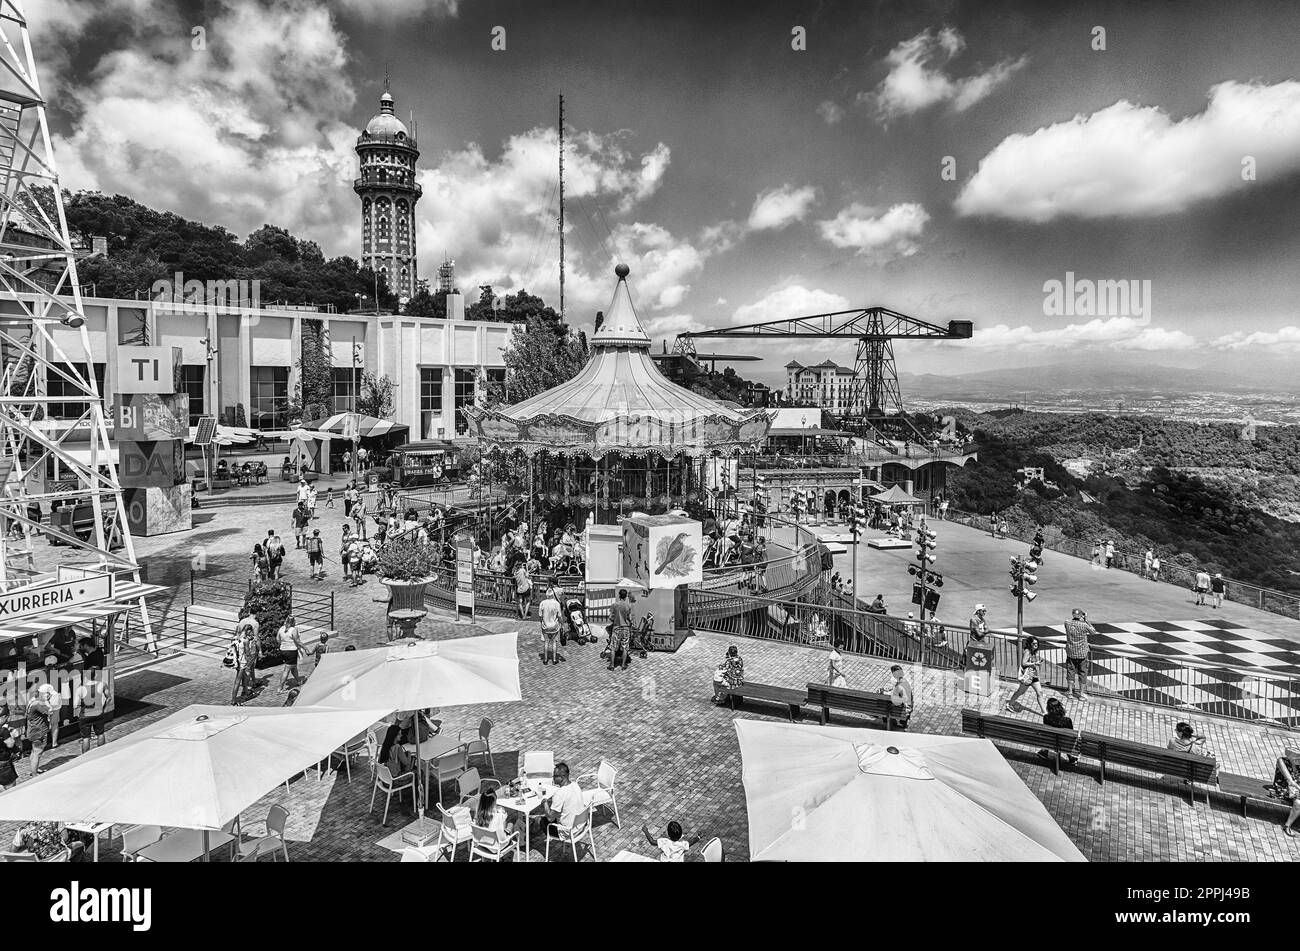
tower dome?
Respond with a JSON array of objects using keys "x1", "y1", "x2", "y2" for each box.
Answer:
[{"x1": 365, "y1": 91, "x2": 408, "y2": 137}]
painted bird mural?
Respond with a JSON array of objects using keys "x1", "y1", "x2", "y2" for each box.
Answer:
[{"x1": 655, "y1": 532, "x2": 692, "y2": 576}]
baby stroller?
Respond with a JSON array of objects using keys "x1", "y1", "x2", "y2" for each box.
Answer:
[
  {"x1": 561, "y1": 595, "x2": 597, "y2": 646},
  {"x1": 603, "y1": 613, "x2": 653, "y2": 663}
]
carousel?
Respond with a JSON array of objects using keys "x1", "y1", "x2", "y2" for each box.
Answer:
[{"x1": 464, "y1": 264, "x2": 773, "y2": 556}]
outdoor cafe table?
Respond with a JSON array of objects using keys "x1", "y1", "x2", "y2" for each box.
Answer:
[
  {"x1": 612, "y1": 850, "x2": 658, "y2": 863},
  {"x1": 496, "y1": 779, "x2": 556, "y2": 862},
  {"x1": 65, "y1": 821, "x2": 114, "y2": 862},
  {"x1": 135, "y1": 829, "x2": 236, "y2": 863}
]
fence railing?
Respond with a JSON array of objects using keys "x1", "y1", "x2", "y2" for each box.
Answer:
[
  {"x1": 942, "y1": 506, "x2": 1300, "y2": 621},
  {"x1": 687, "y1": 582, "x2": 1300, "y2": 729}
]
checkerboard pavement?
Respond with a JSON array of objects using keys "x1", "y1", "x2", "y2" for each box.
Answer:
[{"x1": 1005, "y1": 620, "x2": 1300, "y2": 728}]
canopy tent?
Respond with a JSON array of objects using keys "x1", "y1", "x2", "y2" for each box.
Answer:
[
  {"x1": 303, "y1": 413, "x2": 409, "y2": 440},
  {"x1": 869, "y1": 485, "x2": 924, "y2": 506},
  {"x1": 464, "y1": 264, "x2": 772, "y2": 459},
  {"x1": 260, "y1": 427, "x2": 338, "y2": 442},
  {"x1": 735, "y1": 719, "x2": 1086, "y2": 862},
  {"x1": 0, "y1": 704, "x2": 389, "y2": 832}
]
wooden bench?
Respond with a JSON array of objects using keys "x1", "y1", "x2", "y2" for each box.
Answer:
[
  {"x1": 806, "y1": 683, "x2": 900, "y2": 729},
  {"x1": 1216, "y1": 772, "x2": 1291, "y2": 819},
  {"x1": 723, "y1": 683, "x2": 807, "y2": 722},
  {"x1": 961, "y1": 708, "x2": 1218, "y2": 805},
  {"x1": 961, "y1": 709, "x2": 1084, "y2": 774}
]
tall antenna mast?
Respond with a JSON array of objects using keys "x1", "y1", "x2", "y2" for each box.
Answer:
[{"x1": 558, "y1": 92, "x2": 565, "y2": 322}]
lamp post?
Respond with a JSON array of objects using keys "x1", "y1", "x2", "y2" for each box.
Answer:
[
  {"x1": 909, "y1": 526, "x2": 942, "y2": 638},
  {"x1": 1008, "y1": 529, "x2": 1046, "y2": 641},
  {"x1": 847, "y1": 492, "x2": 864, "y2": 608}
]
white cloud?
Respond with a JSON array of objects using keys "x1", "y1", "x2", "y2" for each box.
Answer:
[
  {"x1": 956, "y1": 317, "x2": 1197, "y2": 352},
  {"x1": 817, "y1": 100, "x2": 845, "y2": 125},
  {"x1": 817, "y1": 202, "x2": 929, "y2": 260},
  {"x1": 868, "y1": 27, "x2": 1025, "y2": 121},
  {"x1": 641, "y1": 312, "x2": 705, "y2": 340},
  {"x1": 748, "y1": 185, "x2": 817, "y2": 231},
  {"x1": 731, "y1": 285, "x2": 851, "y2": 325},
  {"x1": 956, "y1": 80, "x2": 1300, "y2": 222},
  {"x1": 1210, "y1": 325, "x2": 1300, "y2": 352}
]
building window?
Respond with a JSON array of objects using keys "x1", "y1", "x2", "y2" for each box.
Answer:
[
  {"x1": 485, "y1": 367, "x2": 506, "y2": 403},
  {"x1": 420, "y1": 367, "x2": 443, "y2": 439},
  {"x1": 249, "y1": 365, "x2": 289, "y2": 430},
  {"x1": 332, "y1": 367, "x2": 358, "y2": 414},
  {"x1": 182, "y1": 365, "x2": 205, "y2": 425},
  {"x1": 453, "y1": 368, "x2": 476, "y2": 435},
  {"x1": 47, "y1": 362, "x2": 105, "y2": 419}
]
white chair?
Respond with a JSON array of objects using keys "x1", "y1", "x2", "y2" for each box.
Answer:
[
  {"x1": 522, "y1": 750, "x2": 553, "y2": 781},
  {"x1": 544, "y1": 803, "x2": 596, "y2": 863},
  {"x1": 328, "y1": 731, "x2": 369, "y2": 783},
  {"x1": 371, "y1": 765, "x2": 416, "y2": 826},
  {"x1": 364, "y1": 729, "x2": 380, "y2": 781},
  {"x1": 470, "y1": 822, "x2": 519, "y2": 862},
  {"x1": 237, "y1": 805, "x2": 290, "y2": 862},
  {"x1": 120, "y1": 825, "x2": 163, "y2": 862},
  {"x1": 430, "y1": 747, "x2": 468, "y2": 805},
  {"x1": 399, "y1": 847, "x2": 433, "y2": 862},
  {"x1": 460, "y1": 717, "x2": 495, "y2": 775},
  {"x1": 436, "y1": 803, "x2": 473, "y2": 860},
  {"x1": 455, "y1": 767, "x2": 501, "y2": 807},
  {"x1": 578, "y1": 760, "x2": 621, "y2": 828},
  {"x1": 0, "y1": 851, "x2": 38, "y2": 862},
  {"x1": 699, "y1": 836, "x2": 723, "y2": 863}
]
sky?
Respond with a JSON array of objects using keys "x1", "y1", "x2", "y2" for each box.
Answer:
[{"x1": 28, "y1": 0, "x2": 1300, "y2": 387}]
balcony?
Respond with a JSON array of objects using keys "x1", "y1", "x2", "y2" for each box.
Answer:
[{"x1": 353, "y1": 177, "x2": 423, "y2": 198}]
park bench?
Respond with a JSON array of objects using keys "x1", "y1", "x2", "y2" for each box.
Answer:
[
  {"x1": 961, "y1": 708, "x2": 1218, "y2": 805},
  {"x1": 961, "y1": 709, "x2": 1084, "y2": 775},
  {"x1": 806, "y1": 683, "x2": 899, "y2": 729},
  {"x1": 1216, "y1": 772, "x2": 1291, "y2": 819},
  {"x1": 722, "y1": 683, "x2": 807, "y2": 722}
]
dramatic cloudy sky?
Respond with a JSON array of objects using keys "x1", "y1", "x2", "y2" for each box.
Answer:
[{"x1": 30, "y1": 0, "x2": 1300, "y2": 384}]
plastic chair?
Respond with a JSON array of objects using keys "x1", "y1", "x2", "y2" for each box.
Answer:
[
  {"x1": 522, "y1": 750, "x2": 554, "y2": 781},
  {"x1": 119, "y1": 825, "x2": 163, "y2": 862},
  {"x1": 436, "y1": 803, "x2": 473, "y2": 860},
  {"x1": 399, "y1": 847, "x2": 433, "y2": 862},
  {"x1": 329, "y1": 731, "x2": 369, "y2": 783},
  {"x1": 470, "y1": 822, "x2": 519, "y2": 862},
  {"x1": 237, "y1": 805, "x2": 290, "y2": 862},
  {"x1": 545, "y1": 803, "x2": 596, "y2": 863},
  {"x1": 370, "y1": 765, "x2": 416, "y2": 827},
  {"x1": 578, "y1": 760, "x2": 621, "y2": 828},
  {"x1": 699, "y1": 836, "x2": 723, "y2": 863},
  {"x1": 364, "y1": 729, "x2": 380, "y2": 781},
  {"x1": 430, "y1": 747, "x2": 469, "y2": 805},
  {"x1": 455, "y1": 767, "x2": 501, "y2": 807},
  {"x1": 460, "y1": 717, "x2": 495, "y2": 775}
]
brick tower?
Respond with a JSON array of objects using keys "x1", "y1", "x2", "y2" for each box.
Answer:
[{"x1": 354, "y1": 81, "x2": 421, "y2": 304}]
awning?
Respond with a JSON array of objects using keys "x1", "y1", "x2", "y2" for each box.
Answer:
[
  {"x1": 0, "y1": 581, "x2": 167, "y2": 643},
  {"x1": 61, "y1": 448, "x2": 120, "y2": 466},
  {"x1": 767, "y1": 428, "x2": 849, "y2": 437},
  {"x1": 870, "y1": 485, "x2": 924, "y2": 505},
  {"x1": 396, "y1": 440, "x2": 456, "y2": 453}
]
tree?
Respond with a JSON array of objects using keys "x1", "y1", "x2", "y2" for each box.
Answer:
[
  {"x1": 357, "y1": 371, "x2": 396, "y2": 418},
  {"x1": 294, "y1": 320, "x2": 334, "y2": 422},
  {"x1": 403, "y1": 288, "x2": 446, "y2": 319},
  {"x1": 487, "y1": 314, "x2": 585, "y2": 407}
]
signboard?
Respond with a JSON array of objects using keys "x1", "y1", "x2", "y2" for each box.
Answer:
[
  {"x1": 194, "y1": 415, "x2": 218, "y2": 447},
  {"x1": 455, "y1": 535, "x2": 475, "y2": 618},
  {"x1": 116, "y1": 346, "x2": 183, "y2": 395},
  {"x1": 115, "y1": 393, "x2": 189, "y2": 441},
  {"x1": 0, "y1": 574, "x2": 114, "y2": 626},
  {"x1": 622, "y1": 514, "x2": 703, "y2": 590},
  {"x1": 963, "y1": 644, "x2": 994, "y2": 696},
  {"x1": 342, "y1": 412, "x2": 361, "y2": 441},
  {"x1": 119, "y1": 440, "x2": 185, "y2": 488}
]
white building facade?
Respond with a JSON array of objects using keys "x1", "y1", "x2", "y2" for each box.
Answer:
[{"x1": 784, "y1": 359, "x2": 856, "y2": 414}]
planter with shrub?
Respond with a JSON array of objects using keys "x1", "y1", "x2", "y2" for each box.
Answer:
[
  {"x1": 378, "y1": 534, "x2": 440, "y2": 611},
  {"x1": 240, "y1": 580, "x2": 293, "y2": 669}
]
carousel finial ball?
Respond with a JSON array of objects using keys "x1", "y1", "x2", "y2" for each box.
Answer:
[{"x1": 615, "y1": 263, "x2": 630, "y2": 279}]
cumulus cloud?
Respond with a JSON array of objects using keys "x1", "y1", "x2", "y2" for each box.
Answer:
[
  {"x1": 748, "y1": 185, "x2": 817, "y2": 231},
  {"x1": 956, "y1": 80, "x2": 1300, "y2": 222},
  {"x1": 731, "y1": 285, "x2": 851, "y2": 325},
  {"x1": 955, "y1": 317, "x2": 1198, "y2": 352},
  {"x1": 1210, "y1": 325, "x2": 1300, "y2": 352},
  {"x1": 817, "y1": 202, "x2": 929, "y2": 260},
  {"x1": 868, "y1": 27, "x2": 1025, "y2": 121},
  {"x1": 817, "y1": 100, "x2": 845, "y2": 125}
]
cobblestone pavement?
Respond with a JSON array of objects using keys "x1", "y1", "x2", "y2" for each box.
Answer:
[{"x1": 6, "y1": 498, "x2": 1297, "y2": 861}]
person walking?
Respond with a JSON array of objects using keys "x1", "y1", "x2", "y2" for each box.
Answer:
[
  {"x1": 1006, "y1": 636, "x2": 1046, "y2": 714},
  {"x1": 1194, "y1": 568, "x2": 1211, "y2": 606},
  {"x1": 305, "y1": 528, "x2": 325, "y2": 580},
  {"x1": 352, "y1": 494, "x2": 368, "y2": 541},
  {"x1": 1150, "y1": 552, "x2": 1162, "y2": 581},
  {"x1": 887, "y1": 665, "x2": 913, "y2": 730},
  {"x1": 1063, "y1": 608, "x2": 1096, "y2": 700},
  {"x1": 250, "y1": 542, "x2": 269, "y2": 582},
  {"x1": 828, "y1": 647, "x2": 847, "y2": 688},
  {"x1": 538, "y1": 586, "x2": 563, "y2": 666},
  {"x1": 339, "y1": 525, "x2": 353, "y2": 582},
  {"x1": 265, "y1": 529, "x2": 285, "y2": 580},
  {"x1": 276, "y1": 615, "x2": 306, "y2": 690},
  {"x1": 1211, "y1": 572, "x2": 1226, "y2": 608},
  {"x1": 292, "y1": 502, "x2": 310, "y2": 550},
  {"x1": 307, "y1": 483, "x2": 317, "y2": 516},
  {"x1": 513, "y1": 559, "x2": 533, "y2": 620}
]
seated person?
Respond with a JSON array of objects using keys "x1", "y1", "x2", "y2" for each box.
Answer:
[
  {"x1": 1037, "y1": 697, "x2": 1078, "y2": 766},
  {"x1": 642, "y1": 821, "x2": 701, "y2": 862},
  {"x1": 545, "y1": 762, "x2": 585, "y2": 830},
  {"x1": 45, "y1": 626, "x2": 78, "y2": 664},
  {"x1": 1273, "y1": 749, "x2": 1300, "y2": 838},
  {"x1": 474, "y1": 789, "x2": 516, "y2": 838},
  {"x1": 11, "y1": 820, "x2": 68, "y2": 859},
  {"x1": 867, "y1": 594, "x2": 887, "y2": 615}
]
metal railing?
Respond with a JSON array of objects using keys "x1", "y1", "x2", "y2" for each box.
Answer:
[
  {"x1": 687, "y1": 582, "x2": 1300, "y2": 728},
  {"x1": 942, "y1": 506, "x2": 1300, "y2": 621}
]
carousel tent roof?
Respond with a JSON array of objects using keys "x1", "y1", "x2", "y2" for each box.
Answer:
[{"x1": 465, "y1": 264, "x2": 772, "y2": 458}]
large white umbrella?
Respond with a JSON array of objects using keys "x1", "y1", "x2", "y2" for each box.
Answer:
[
  {"x1": 0, "y1": 704, "x2": 389, "y2": 835},
  {"x1": 261, "y1": 428, "x2": 338, "y2": 441},
  {"x1": 294, "y1": 634, "x2": 522, "y2": 811},
  {"x1": 735, "y1": 719, "x2": 1086, "y2": 862}
]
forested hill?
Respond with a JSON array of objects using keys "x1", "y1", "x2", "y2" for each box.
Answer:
[
  {"x1": 62, "y1": 191, "x2": 388, "y2": 313},
  {"x1": 943, "y1": 409, "x2": 1300, "y2": 596}
]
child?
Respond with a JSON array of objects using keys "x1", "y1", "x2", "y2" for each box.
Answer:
[
  {"x1": 307, "y1": 484, "x2": 318, "y2": 516},
  {"x1": 323, "y1": 487, "x2": 335, "y2": 509},
  {"x1": 642, "y1": 821, "x2": 701, "y2": 862},
  {"x1": 312, "y1": 632, "x2": 331, "y2": 672}
]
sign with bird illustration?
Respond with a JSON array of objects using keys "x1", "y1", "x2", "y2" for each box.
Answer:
[{"x1": 621, "y1": 514, "x2": 702, "y2": 589}]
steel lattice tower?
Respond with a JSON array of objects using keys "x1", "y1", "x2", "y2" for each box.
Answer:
[{"x1": 0, "y1": 0, "x2": 149, "y2": 632}]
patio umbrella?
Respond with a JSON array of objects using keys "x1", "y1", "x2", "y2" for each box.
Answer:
[
  {"x1": 734, "y1": 719, "x2": 1085, "y2": 862},
  {"x1": 304, "y1": 413, "x2": 408, "y2": 439},
  {"x1": 294, "y1": 634, "x2": 522, "y2": 811},
  {"x1": 260, "y1": 428, "x2": 339, "y2": 442},
  {"x1": 0, "y1": 704, "x2": 390, "y2": 857},
  {"x1": 869, "y1": 485, "x2": 923, "y2": 506}
]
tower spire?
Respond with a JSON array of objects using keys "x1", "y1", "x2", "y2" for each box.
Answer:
[{"x1": 558, "y1": 92, "x2": 565, "y2": 323}]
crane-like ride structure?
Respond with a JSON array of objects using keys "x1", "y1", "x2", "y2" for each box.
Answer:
[{"x1": 680, "y1": 307, "x2": 973, "y2": 439}]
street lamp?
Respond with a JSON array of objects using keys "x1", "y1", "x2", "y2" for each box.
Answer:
[{"x1": 1008, "y1": 529, "x2": 1046, "y2": 640}]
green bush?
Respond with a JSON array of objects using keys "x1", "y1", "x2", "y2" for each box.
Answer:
[{"x1": 240, "y1": 580, "x2": 293, "y2": 664}]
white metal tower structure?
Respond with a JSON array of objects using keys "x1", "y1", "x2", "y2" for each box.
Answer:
[{"x1": 0, "y1": 0, "x2": 148, "y2": 626}]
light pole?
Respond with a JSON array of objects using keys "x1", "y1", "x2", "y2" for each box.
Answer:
[
  {"x1": 1008, "y1": 531, "x2": 1045, "y2": 641},
  {"x1": 848, "y1": 493, "x2": 864, "y2": 607},
  {"x1": 909, "y1": 525, "x2": 942, "y2": 637}
]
